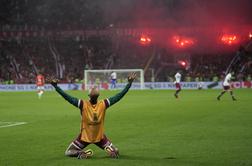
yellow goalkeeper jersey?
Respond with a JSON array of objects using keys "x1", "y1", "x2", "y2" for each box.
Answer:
[{"x1": 80, "y1": 100, "x2": 107, "y2": 143}]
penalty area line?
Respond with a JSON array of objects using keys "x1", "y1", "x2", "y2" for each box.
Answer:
[{"x1": 0, "y1": 122, "x2": 27, "y2": 128}]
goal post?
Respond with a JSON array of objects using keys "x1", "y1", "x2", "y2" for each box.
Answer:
[{"x1": 84, "y1": 69, "x2": 144, "y2": 90}]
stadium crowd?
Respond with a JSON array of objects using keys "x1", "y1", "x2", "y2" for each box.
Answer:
[
  {"x1": 1, "y1": 35, "x2": 252, "y2": 84},
  {"x1": 1, "y1": 0, "x2": 252, "y2": 84}
]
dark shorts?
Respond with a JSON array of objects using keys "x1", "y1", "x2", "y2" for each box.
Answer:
[
  {"x1": 72, "y1": 134, "x2": 111, "y2": 150},
  {"x1": 175, "y1": 83, "x2": 181, "y2": 90},
  {"x1": 111, "y1": 79, "x2": 117, "y2": 84},
  {"x1": 223, "y1": 86, "x2": 231, "y2": 91}
]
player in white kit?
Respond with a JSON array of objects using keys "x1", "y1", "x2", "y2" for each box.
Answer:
[
  {"x1": 217, "y1": 72, "x2": 237, "y2": 101},
  {"x1": 110, "y1": 71, "x2": 117, "y2": 89},
  {"x1": 174, "y1": 72, "x2": 182, "y2": 98}
]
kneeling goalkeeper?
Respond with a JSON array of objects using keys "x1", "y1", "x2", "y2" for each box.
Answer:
[{"x1": 49, "y1": 72, "x2": 136, "y2": 159}]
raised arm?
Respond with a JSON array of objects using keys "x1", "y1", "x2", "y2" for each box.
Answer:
[
  {"x1": 107, "y1": 72, "x2": 136, "y2": 107},
  {"x1": 49, "y1": 78, "x2": 81, "y2": 108}
]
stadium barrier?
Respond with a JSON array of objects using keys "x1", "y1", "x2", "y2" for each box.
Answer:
[{"x1": 0, "y1": 81, "x2": 251, "y2": 91}]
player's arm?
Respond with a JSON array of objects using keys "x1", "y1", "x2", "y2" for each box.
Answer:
[
  {"x1": 105, "y1": 72, "x2": 136, "y2": 107},
  {"x1": 49, "y1": 78, "x2": 82, "y2": 109}
]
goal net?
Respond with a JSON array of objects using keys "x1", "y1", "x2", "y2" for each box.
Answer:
[{"x1": 84, "y1": 69, "x2": 144, "y2": 90}]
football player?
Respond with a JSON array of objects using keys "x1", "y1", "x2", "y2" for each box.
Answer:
[
  {"x1": 110, "y1": 71, "x2": 117, "y2": 89},
  {"x1": 217, "y1": 72, "x2": 237, "y2": 101},
  {"x1": 174, "y1": 72, "x2": 182, "y2": 98},
  {"x1": 36, "y1": 73, "x2": 45, "y2": 99},
  {"x1": 48, "y1": 72, "x2": 136, "y2": 159}
]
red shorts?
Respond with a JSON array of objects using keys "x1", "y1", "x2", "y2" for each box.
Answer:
[
  {"x1": 223, "y1": 86, "x2": 231, "y2": 91},
  {"x1": 175, "y1": 83, "x2": 181, "y2": 90}
]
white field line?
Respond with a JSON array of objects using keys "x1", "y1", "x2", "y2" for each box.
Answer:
[{"x1": 0, "y1": 122, "x2": 27, "y2": 128}]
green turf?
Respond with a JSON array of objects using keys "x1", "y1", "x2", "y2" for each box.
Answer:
[{"x1": 0, "y1": 89, "x2": 252, "y2": 166}]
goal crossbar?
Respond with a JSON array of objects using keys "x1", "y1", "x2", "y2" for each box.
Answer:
[{"x1": 84, "y1": 69, "x2": 144, "y2": 90}]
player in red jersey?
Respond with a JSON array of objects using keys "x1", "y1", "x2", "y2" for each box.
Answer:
[{"x1": 36, "y1": 73, "x2": 45, "y2": 99}]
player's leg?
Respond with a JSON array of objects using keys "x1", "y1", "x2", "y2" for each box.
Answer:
[
  {"x1": 110, "y1": 80, "x2": 113, "y2": 89},
  {"x1": 174, "y1": 89, "x2": 180, "y2": 98},
  {"x1": 95, "y1": 135, "x2": 119, "y2": 158},
  {"x1": 37, "y1": 86, "x2": 43, "y2": 99},
  {"x1": 40, "y1": 86, "x2": 45, "y2": 97},
  {"x1": 65, "y1": 134, "x2": 93, "y2": 159},
  {"x1": 174, "y1": 90, "x2": 177, "y2": 98},
  {"x1": 112, "y1": 79, "x2": 116, "y2": 89},
  {"x1": 217, "y1": 86, "x2": 230, "y2": 100},
  {"x1": 174, "y1": 84, "x2": 181, "y2": 98},
  {"x1": 114, "y1": 79, "x2": 117, "y2": 88},
  {"x1": 217, "y1": 90, "x2": 226, "y2": 100},
  {"x1": 229, "y1": 90, "x2": 237, "y2": 101}
]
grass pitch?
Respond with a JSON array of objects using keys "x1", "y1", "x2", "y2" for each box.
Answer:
[{"x1": 0, "y1": 89, "x2": 252, "y2": 166}]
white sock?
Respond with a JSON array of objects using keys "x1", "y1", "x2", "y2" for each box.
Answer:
[{"x1": 38, "y1": 91, "x2": 43, "y2": 99}]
